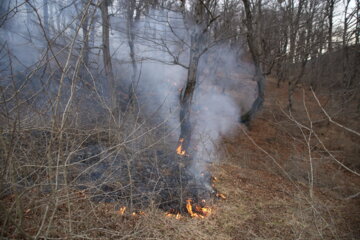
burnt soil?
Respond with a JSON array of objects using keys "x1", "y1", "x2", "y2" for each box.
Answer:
[{"x1": 1, "y1": 78, "x2": 359, "y2": 239}]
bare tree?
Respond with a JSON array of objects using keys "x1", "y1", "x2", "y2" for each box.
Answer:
[
  {"x1": 178, "y1": 0, "x2": 219, "y2": 152},
  {"x1": 43, "y1": 0, "x2": 49, "y2": 33},
  {"x1": 99, "y1": 0, "x2": 116, "y2": 107},
  {"x1": 326, "y1": 0, "x2": 336, "y2": 52},
  {"x1": 240, "y1": 0, "x2": 265, "y2": 124},
  {"x1": 124, "y1": 0, "x2": 145, "y2": 103}
]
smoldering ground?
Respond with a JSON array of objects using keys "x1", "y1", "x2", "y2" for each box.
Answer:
[{"x1": 0, "y1": 3, "x2": 257, "y2": 205}]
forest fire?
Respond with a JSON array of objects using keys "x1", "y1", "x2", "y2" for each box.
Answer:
[
  {"x1": 176, "y1": 138, "x2": 186, "y2": 156},
  {"x1": 216, "y1": 193, "x2": 227, "y2": 200},
  {"x1": 117, "y1": 207, "x2": 145, "y2": 217},
  {"x1": 211, "y1": 176, "x2": 219, "y2": 182},
  {"x1": 186, "y1": 199, "x2": 212, "y2": 218},
  {"x1": 117, "y1": 206, "x2": 126, "y2": 215},
  {"x1": 132, "y1": 211, "x2": 145, "y2": 216},
  {"x1": 165, "y1": 199, "x2": 213, "y2": 219},
  {"x1": 165, "y1": 212, "x2": 182, "y2": 220}
]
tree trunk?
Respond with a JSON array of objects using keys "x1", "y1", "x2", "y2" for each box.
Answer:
[
  {"x1": 285, "y1": 0, "x2": 304, "y2": 111},
  {"x1": 82, "y1": 18, "x2": 89, "y2": 67},
  {"x1": 80, "y1": 4, "x2": 90, "y2": 79},
  {"x1": 240, "y1": 0, "x2": 265, "y2": 125},
  {"x1": 327, "y1": 0, "x2": 335, "y2": 52},
  {"x1": 342, "y1": 0, "x2": 350, "y2": 88},
  {"x1": 43, "y1": 0, "x2": 49, "y2": 33},
  {"x1": 100, "y1": 0, "x2": 115, "y2": 107},
  {"x1": 356, "y1": 0, "x2": 360, "y2": 45},
  {"x1": 288, "y1": 0, "x2": 314, "y2": 111},
  {"x1": 179, "y1": 36, "x2": 200, "y2": 152},
  {"x1": 126, "y1": 1, "x2": 138, "y2": 103},
  {"x1": 178, "y1": 1, "x2": 205, "y2": 152},
  {"x1": 26, "y1": 1, "x2": 32, "y2": 26}
]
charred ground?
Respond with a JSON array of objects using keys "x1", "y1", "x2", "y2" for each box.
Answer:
[{"x1": 1, "y1": 77, "x2": 359, "y2": 239}]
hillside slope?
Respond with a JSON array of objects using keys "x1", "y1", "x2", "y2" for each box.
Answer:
[{"x1": 1, "y1": 78, "x2": 359, "y2": 240}]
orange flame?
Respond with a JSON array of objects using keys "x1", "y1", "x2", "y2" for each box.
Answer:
[
  {"x1": 165, "y1": 212, "x2": 182, "y2": 219},
  {"x1": 186, "y1": 199, "x2": 212, "y2": 218},
  {"x1": 201, "y1": 207, "x2": 212, "y2": 216},
  {"x1": 165, "y1": 200, "x2": 212, "y2": 219},
  {"x1": 117, "y1": 206, "x2": 126, "y2": 215},
  {"x1": 186, "y1": 199, "x2": 203, "y2": 218},
  {"x1": 216, "y1": 193, "x2": 227, "y2": 200},
  {"x1": 176, "y1": 138, "x2": 186, "y2": 156},
  {"x1": 211, "y1": 176, "x2": 219, "y2": 182},
  {"x1": 130, "y1": 211, "x2": 145, "y2": 217}
]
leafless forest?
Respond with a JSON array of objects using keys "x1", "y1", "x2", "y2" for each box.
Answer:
[{"x1": 0, "y1": 0, "x2": 359, "y2": 239}]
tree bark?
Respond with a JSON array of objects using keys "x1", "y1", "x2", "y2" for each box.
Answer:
[
  {"x1": 179, "y1": 36, "x2": 200, "y2": 152},
  {"x1": 99, "y1": 0, "x2": 115, "y2": 107},
  {"x1": 327, "y1": 0, "x2": 335, "y2": 52},
  {"x1": 178, "y1": 1, "x2": 206, "y2": 152},
  {"x1": 126, "y1": 1, "x2": 138, "y2": 103},
  {"x1": 43, "y1": 0, "x2": 49, "y2": 33},
  {"x1": 240, "y1": 0, "x2": 265, "y2": 124}
]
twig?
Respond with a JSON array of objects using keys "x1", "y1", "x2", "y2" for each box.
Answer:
[{"x1": 311, "y1": 87, "x2": 360, "y2": 137}]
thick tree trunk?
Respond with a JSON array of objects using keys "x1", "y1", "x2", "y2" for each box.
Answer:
[
  {"x1": 82, "y1": 17, "x2": 89, "y2": 67},
  {"x1": 178, "y1": 1, "x2": 205, "y2": 153},
  {"x1": 179, "y1": 38, "x2": 200, "y2": 152},
  {"x1": 288, "y1": 0, "x2": 314, "y2": 111},
  {"x1": 80, "y1": 10, "x2": 90, "y2": 79},
  {"x1": 327, "y1": 0, "x2": 335, "y2": 52},
  {"x1": 240, "y1": 0, "x2": 265, "y2": 125},
  {"x1": 284, "y1": 0, "x2": 304, "y2": 112},
  {"x1": 100, "y1": 1, "x2": 115, "y2": 107},
  {"x1": 126, "y1": 1, "x2": 138, "y2": 103},
  {"x1": 342, "y1": 0, "x2": 351, "y2": 88},
  {"x1": 356, "y1": 0, "x2": 360, "y2": 45}
]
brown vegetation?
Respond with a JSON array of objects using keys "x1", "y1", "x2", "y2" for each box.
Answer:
[
  {"x1": 1, "y1": 0, "x2": 359, "y2": 239},
  {"x1": 1, "y1": 77, "x2": 359, "y2": 239}
]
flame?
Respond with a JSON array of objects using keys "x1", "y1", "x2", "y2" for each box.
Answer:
[
  {"x1": 117, "y1": 206, "x2": 126, "y2": 215},
  {"x1": 211, "y1": 176, "x2": 219, "y2": 182},
  {"x1": 176, "y1": 138, "x2": 186, "y2": 156},
  {"x1": 216, "y1": 193, "x2": 227, "y2": 200},
  {"x1": 130, "y1": 211, "x2": 145, "y2": 217},
  {"x1": 186, "y1": 199, "x2": 204, "y2": 218},
  {"x1": 165, "y1": 212, "x2": 182, "y2": 219},
  {"x1": 117, "y1": 207, "x2": 146, "y2": 217},
  {"x1": 165, "y1": 209, "x2": 182, "y2": 219},
  {"x1": 186, "y1": 199, "x2": 211, "y2": 218},
  {"x1": 201, "y1": 207, "x2": 212, "y2": 216},
  {"x1": 165, "y1": 200, "x2": 212, "y2": 219}
]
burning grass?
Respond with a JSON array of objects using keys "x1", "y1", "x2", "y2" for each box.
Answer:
[
  {"x1": 1, "y1": 79, "x2": 359, "y2": 239},
  {"x1": 176, "y1": 138, "x2": 186, "y2": 156},
  {"x1": 1, "y1": 142, "x2": 358, "y2": 239}
]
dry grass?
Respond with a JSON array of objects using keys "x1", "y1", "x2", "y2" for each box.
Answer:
[{"x1": 1, "y1": 78, "x2": 360, "y2": 239}]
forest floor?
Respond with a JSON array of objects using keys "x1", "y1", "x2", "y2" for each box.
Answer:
[{"x1": 1, "y1": 78, "x2": 359, "y2": 239}]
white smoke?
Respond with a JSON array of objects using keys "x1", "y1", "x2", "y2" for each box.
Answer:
[
  {"x1": 1, "y1": 3, "x2": 257, "y2": 180},
  {"x1": 113, "y1": 9, "x2": 256, "y2": 179}
]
